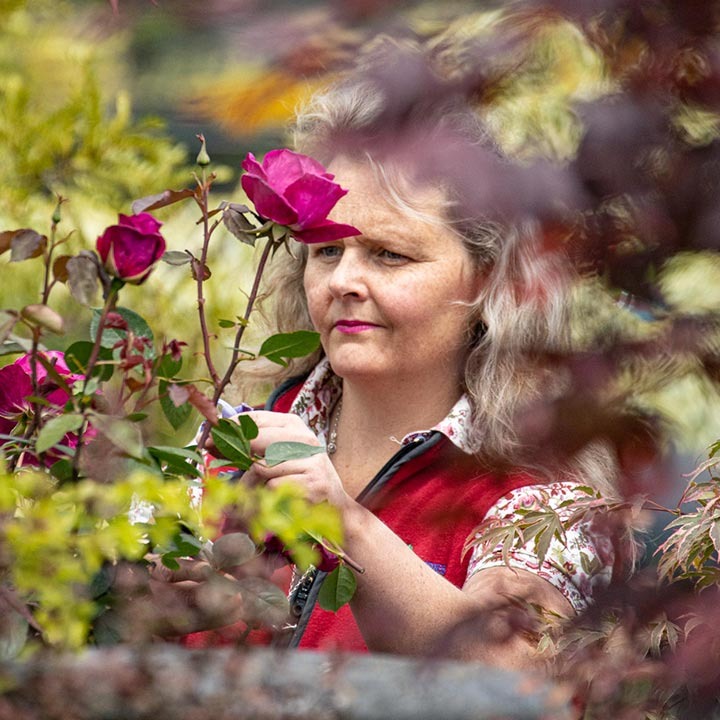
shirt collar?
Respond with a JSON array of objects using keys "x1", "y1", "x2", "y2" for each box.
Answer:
[{"x1": 289, "y1": 358, "x2": 473, "y2": 453}]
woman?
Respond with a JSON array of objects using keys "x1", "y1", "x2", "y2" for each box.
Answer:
[{"x1": 218, "y1": 71, "x2": 617, "y2": 668}]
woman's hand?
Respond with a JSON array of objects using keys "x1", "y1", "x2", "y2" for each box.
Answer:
[{"x1": 241, "y1": 410, "x2": 354, "y2": 512}]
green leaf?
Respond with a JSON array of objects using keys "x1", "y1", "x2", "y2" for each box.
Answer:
[
  {"x1": 264, "y1": 441, "x2": 325, "y2": 467},
  {"x1": 65, "y1": 340, "x2": 114, "y2": 381},
  {"x1": 49, "y1": 458, "x2": 74, "y2": 482},
  {"x1": 90, "y1": 306, "x2": 155, "y2": 358},
  {"x1": 156, "y1": 353, "x2": 182, "y2": 380},
  {"x1": 258, "y1": 331, "x2": 321, "y2": 367},
  {"x1": 318, "y1": 565, "x2": 357, "y2": 612},
  {"x1": 159, "y1": 380, "x2": 192, "y2": 430},
  {"x1": 210, "y1": 418, "x2": 255, "y2": 471},
  {"x1": 88, "y1": 413, "x2": 145, "y2": 459},
  {"x1": 36, "y1": 413, "x2": 84, "y2": 453},
  {"x1": 126, "y1": 412, "x2": 149, "y2": 422},
  {"x1": 148, "y1": 445, "x2": 203, "y2": 479},
  {"x1": 218, "y1": 318, "x2": 236, "y2": 328}
]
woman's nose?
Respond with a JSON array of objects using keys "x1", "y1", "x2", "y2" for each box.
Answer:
[{"x1": 328, "y1": 252, "x2": 367, "y2": 299}]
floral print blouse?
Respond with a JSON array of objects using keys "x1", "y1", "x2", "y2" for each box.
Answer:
[{"x1": 289, "y1": 358, "x2": 614, "y2": 613}]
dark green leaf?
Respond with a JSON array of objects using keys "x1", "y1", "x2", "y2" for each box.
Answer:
[
  {"x1": 218, "y1": 318, "x2": 236, "y2": 328},
  {"x1": 36, "y1": 413, "x2": 84, "y2": 453},
  {"x1": 237, "y1": 414, "x2": 259, "y2": 441},
  {"x1": 49, "y1": 458, "x2": 74, "y2": 482},
  {"x1": 318, "y1": 565, "x2": 357, "y2": 612},
  {"x1": 264, "y1": 441, "x2": 325, "y2": 467},
  {"x1": 90, "y1": 306, "x2": 155, "y2": 358},
  {"x1": 258, "y1": 331, "x2": 321, "y2": 367},
  {"x1": 159, "y1": 380, "x2": 192, "y2": 430},
  {"x1": 156, "y1": 353, "x2": 182, "y2": 380},
  {"x1": 210, "y1": 418, "x2": 254, "y2": 471},
  {"x1": 148, "y1": 445, "x2": 203, "y2": 479},
  {"x1": 65, "y1": 340, "x2": 114, "y2": 381}
]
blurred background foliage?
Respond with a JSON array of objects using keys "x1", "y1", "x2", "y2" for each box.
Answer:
[{"x1": 1, "y1": 0, "x2": 720, "y2": 459}]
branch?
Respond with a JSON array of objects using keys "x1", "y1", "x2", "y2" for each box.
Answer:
[{"x1": 0, "y1": 646, "x2": 571, "y2": 720}]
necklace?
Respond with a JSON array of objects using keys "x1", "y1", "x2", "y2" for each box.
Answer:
[{"x1": 326, "y1": 397, "x2": 342, "y2": 455}]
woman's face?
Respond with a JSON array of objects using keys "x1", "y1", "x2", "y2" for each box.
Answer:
[{"x1": 303, "y1": 159, "x2": 483, "y2": 389}]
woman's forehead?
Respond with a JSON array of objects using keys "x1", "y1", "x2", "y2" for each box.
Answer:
[{"x1": 327, "y1": 157, "x2": 451, "y2": 229}]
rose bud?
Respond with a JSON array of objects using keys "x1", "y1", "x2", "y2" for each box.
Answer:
[
  {"x1": 240, "y1": 149, "x2": 361, "y2": 244},
  {"x1": 96, "y1": 213, "x2": 166, "y2": 284}
]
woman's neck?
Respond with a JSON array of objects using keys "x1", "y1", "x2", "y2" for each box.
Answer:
[{"x1": 328, "y1": 372, "x2": 464, "y2": 497}]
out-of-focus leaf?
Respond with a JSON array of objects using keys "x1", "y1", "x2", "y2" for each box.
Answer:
[
  {"x1": 162, "y1": 250, "x2": 192, "y2": 266},
  {"x1": 0, "y1": 602, "x2": 28, "y2": 660},
  {"x1": 132, "y1": 189, "x2": 194, "y2": 214},
  {"x1": 317, "y1": 564, "x2": 357, "y2": 612},
  {"x1": 210, "y1": 533, "x2": 257, "y2": 571},
  {"x1": 182, "y1": 384, "x2": 218, "y2": 425},
  {"x1": 8, "y1": 229, "x2": 46, "y2": 262},
  {"x1": 66, "y1": 255, "x2": 99, "y2": 306},
  {"x1": 0, "y1": 310, "x2": 18, "y2": 344},
  {"x1": 36, "y1": 413, "x2": 84, "y2": 454},
  {"x1": 20, "y1": 304, "x2": 65, "y2": 335},
  {"x1": 236, "y1": 576, "x2": 288, "y2": 626},
  {"x1": 264, "y1": 441, "x2": 325, "y2": 467},
  {"x1": 160, "y1": 381, "x2": 192, "y2": 430},
  {"x1": 87, "y1": 413, "x2": 144, "y2": 459},
  {"x1": 52, "y1": 254, "x2": 72, "y2": 282},
  {"x1": 258, "y1": 331, "x2": 321, "y2": 367}
]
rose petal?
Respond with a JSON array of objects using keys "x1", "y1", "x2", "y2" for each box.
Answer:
[
  {"x1": 106, "y1": 226, "x2": 166, "y2": 283},
  {"x1": 118, "y1": 212, "x2": 163, "y2": 236},
  {"x1": 241, "y1": 175, "x2": 299, "y2": 225},
  {"x1": 240, "y1": 152, "x2": 267, "y2": 180},
  {"x1": 292, "y1": 221, "x2": 362, "y2": 244},
  {"x1": 262, "y1": 149, "x2": 332, "y2": 193},
  {"x1": 0, "y1": 363, "x2": 32, "y2": 417},
  {"x1": 284, "y1": 174, "x2": 348, "y2": 229}
]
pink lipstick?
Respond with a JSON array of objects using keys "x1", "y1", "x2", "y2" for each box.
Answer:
[{"x1": 334, "y1": 320, "x2": 380, "y2": 334}]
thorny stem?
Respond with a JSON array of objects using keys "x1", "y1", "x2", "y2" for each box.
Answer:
[
  {"x1": 196, "y1": 170, "x2": 221, "y2": 389},
  {"x1": 71, "y1": 284, "x2": 120, "y2": 481},
  {"x1": 195, "y1": 236, "x2": 274, "y2": 455}
]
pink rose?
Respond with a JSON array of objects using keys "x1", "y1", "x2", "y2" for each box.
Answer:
[
  {"x1": 0, "y1": 351, "x2": 84, "y2": 463},
  {"x1": 96, "y1": 213, "x2": 166, "y2": 284},
  {"x1": 240, "y1": 149, "x2": 361, "y2": 244}
]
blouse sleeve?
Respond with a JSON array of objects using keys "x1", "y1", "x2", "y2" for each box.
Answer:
[{"x1": 465, "y1": 481, "x2": 615, "y2": 613}]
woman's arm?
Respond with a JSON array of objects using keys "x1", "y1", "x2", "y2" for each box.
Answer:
[{"x1": 244, "y1": 410, "x2": 574, "y2": 667}]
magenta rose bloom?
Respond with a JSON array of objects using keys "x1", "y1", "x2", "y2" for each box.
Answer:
[
  {"x1": 0, "y1": 351, "x2": 84, "y2": 462},
  {"x1": 241, "y1": 149, "x2": 361, "y2": 244},
  {"x1": 96, "y1": 213, "x2": 166, "y2": 284}
]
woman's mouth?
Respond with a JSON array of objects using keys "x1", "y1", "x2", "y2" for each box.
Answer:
[{"x1": 334, "y1": 319, "x2": 380, "y2": 334}]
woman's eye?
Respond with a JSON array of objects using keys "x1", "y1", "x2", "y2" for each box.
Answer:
[
  {"x1": 379, "y1": 249, "x2": 408, "y2": 262},
  {"x1": 313, "y1": 245, "x2": 342, "y2": 259}
]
